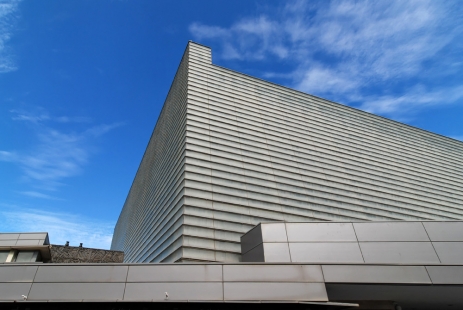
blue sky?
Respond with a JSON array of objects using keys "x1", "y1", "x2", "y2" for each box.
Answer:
[{"x1": 1, "y1": 0, "x2": 462, "y2": 249}]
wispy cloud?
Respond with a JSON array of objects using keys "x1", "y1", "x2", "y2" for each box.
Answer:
[
  {"x1": 10, "y1": 109, "x2": 91, "y2": 124},
  {"x1": 0, "y1": 109, "x2": 124, "y2": 192},
  {"x1": 0, "y1": 207, "x2": 114, "y2": 249},
  {"x1": 189, "y1": 0, "x2": 463, "y2": 119},
  {"x1": 17, "y1": 191, "x2": 63, "y2": 200},
  {"x1": 0, "y1": 0, "x2": 21, "y2": 73}
]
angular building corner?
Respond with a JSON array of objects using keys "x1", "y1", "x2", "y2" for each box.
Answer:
[{"x1": 112, "y1": 41, "x2": 463, "y2": 263}]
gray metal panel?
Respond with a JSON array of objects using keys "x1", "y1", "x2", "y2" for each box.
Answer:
[
  {"x1": 241, "y1": 225, "x2": 262, "y2": 254},
  {"x1": 286, "y1": 222, "x2": 357, "y2": 242},
  {"x1": 289, "y1": 243, "x2": 364, "y2": 263},
  {"x1": 127, "y1": 265, "x2": 222, "y2": 282},
  {"x1": 322, "y1": 265, "x2": 431, "y2": 284},
  {"x1": 0, "y1": 240, "x2": 17, "y2": 246},
  {"x1": 0, "y1": 265, "x2": 38, "y2": 282},
  {"x1": 360, "y1": 242, "x2": 440, "y2": 264},
  {"x1": 15, "y1": 240, "x2": 41, "y2": 246},
  {"x1": 263, "y1": 243, "x2": 291, "y2": 262},
  {"x1": 124, "y1": 282, "x2": 223, "y2": 301},
  {"x1": 0, "y1": 233, "x2": 19, "y2": 240},
  {"x1": 34, "y1": 266, "x2": 128, "y2": 283},
  {"x1": 224, "y1": 282, "x2": 328, "y2": 301},
  {"x1": 424, "y1": 222, "x2": 463, "y2": 241},
  {"x1": 353, "y1": 222, "x2": 429, "y2": 242},
  {"x1": 18, "y1": 233, "x2": 48, "y2": 240},
  {"x1": 426, "y1": 266, "x2": 463, "y2": 284},
  {"x1": 223, "y1": 265, "x2": 324, "y2": 282},
  {"x1": 261, "y1": 223, "x2": 288, "y2": 242},
  {"x1": 0, "y1": 283, "x2": 32, "y2": 301},
  {"x1": 432, "y1": 242, "x2": 463, "y2": 264},
  {"x1": 28, "y1": 283, "x2": 125, "y2": 301},
  {"x1": 241, "y1": 243, "x2": 264, "y2": 262}
]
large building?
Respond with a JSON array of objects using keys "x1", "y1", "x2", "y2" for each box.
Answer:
[
  {"x1": 2, "y1": 41, "x2": 463, "y2": 309},
  {"x1": 111, "y1": 42, "x2": 463, "y2": 263}
]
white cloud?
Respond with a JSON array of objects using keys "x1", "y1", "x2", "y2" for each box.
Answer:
[
  {"x1": 18, "y1": 191, "x2": 62, "y2": 200},
  {"x1": 10, "y1": 109, "x2": 91, "y2": 124},
  {"x1": 0, "y1": 207, "x2": 114, "y2": 249},
  {"x1": 0, "y1": 0, "x2": 20, "y2": 73},
  {"x1": 0, "y1": 109, "x2": 123, "y2": 191},
  {"x1": 359, "y1": 86, "x2": 463, "y2": 115},
  {"x1": 189, "y1": 0, "x2": 463, "y2": 118}
]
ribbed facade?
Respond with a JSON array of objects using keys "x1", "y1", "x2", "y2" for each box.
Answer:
[{"x1": 112, "y1": 42, "x2": 463, "y2": 263}]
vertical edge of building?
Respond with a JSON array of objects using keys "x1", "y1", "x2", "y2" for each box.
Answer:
[{"x1": 111, "y1": 42, "x2": 206, "y2": 262}]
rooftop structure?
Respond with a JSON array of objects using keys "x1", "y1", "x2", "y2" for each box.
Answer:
[{"x1": 0, "y1": 233, "x2": 123, "y2": 264}]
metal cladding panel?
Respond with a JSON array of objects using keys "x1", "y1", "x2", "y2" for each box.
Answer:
[
  {"x1": 263, "y1": 243, "x2": 291, "y2": 262},
  {"x1": 432, "y1": 242, "x2": 463, "y2": 263},
  {"x1": 289, "y1": 242, "x2": 364, "y2": 263},
  {"x1": 127, "y1": 265, "x2": 222, "y2": 282},
  {"x1": 18, "y1": 233, "x2": 48, "y2": 240},
  {"x1": 223, "y1": 282, "x2": 328, "y2": 301},
  {"x1": 0, "y1": 240, "x2": 17, "y2": 246},
  {"x1": 426, "y1": 266, "x2": 463, "y2": 284},
  {"x1": 0, "y1": 233, "x2": 20, "y2": 240},
  {"x1": 0, "y1": 283, "x2": 32, "y2": 300},
  {"x1": 359, "y1": 242, "x2": 441, "y2": 264},
  {"x1": 15, "y1": 240, "x2": 40, "y2": 246},
  {"x1": 28, "y1": 283, "x2": 125, "y2": 301},
  {"x1": 241, "y1": 243, "x2": 265, "y2": 262},
  {"x1": 322, "y1": 265, "x2": 431, "y2": 284},
  {"x1": 241, "y1": 225, "x2": 263, "y2": 254},
  {"x1": 223, "y1": 265, "x2": 324, "y2": 282},
  {"x1": 353, "y1": 222, "x2": 430, "y2": 241},
  {"x1": 423, "y1": 222, "x2": 463, "y2": 241},
  {"x1": 124, "y1": 282, "x2": 223, "y2": 301},
  {"x1": 113, "y1": 41, "x2": 463, "y2": 263},
  {"x1": 261, "y1": 223, "x2": 288, "y2": 242},
  {"x1": 34, "y1": 266, "x2": 128, "y2": 283},
  {"x1": 0, "y1": 265, "x2": 38, "y2": 282},
  {"x1": 286, "y1": 222, "x2": 357, "y2": 242}
]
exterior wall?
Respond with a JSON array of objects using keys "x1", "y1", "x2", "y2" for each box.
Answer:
[
  {"x1": 241, "y1": 221, "x2": 463, "y2": 264},
  {"x1": 111, "y1": 44, "x2": 190, "y2": 262},
  {"x1": 182, "y1": 42, "x2": 463, "y2": 262},
  {"x1": 1, "y1": 262, "x2": 463, "y2": 308},
  {"x1": 50, "y1": 245, "x2": 124, "y2": 263},
  {"x1": 112, "y1": 41, "x2": 463, "y2": 263}
]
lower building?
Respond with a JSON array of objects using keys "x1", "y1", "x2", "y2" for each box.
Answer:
[
  {"x1": 1, "y1": 221, "x2": 463, "y2": 309},
  {"x1": 0, "y1": 233, "x2": 123, "y2": 264}
]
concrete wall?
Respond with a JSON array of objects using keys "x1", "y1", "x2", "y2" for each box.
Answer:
[
  {"x1": 50, "y1": 245, "x2": 123, "y2": 263},
  {"x1": 112, "y1": 41, "x2": 463, "y2": 263}
]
